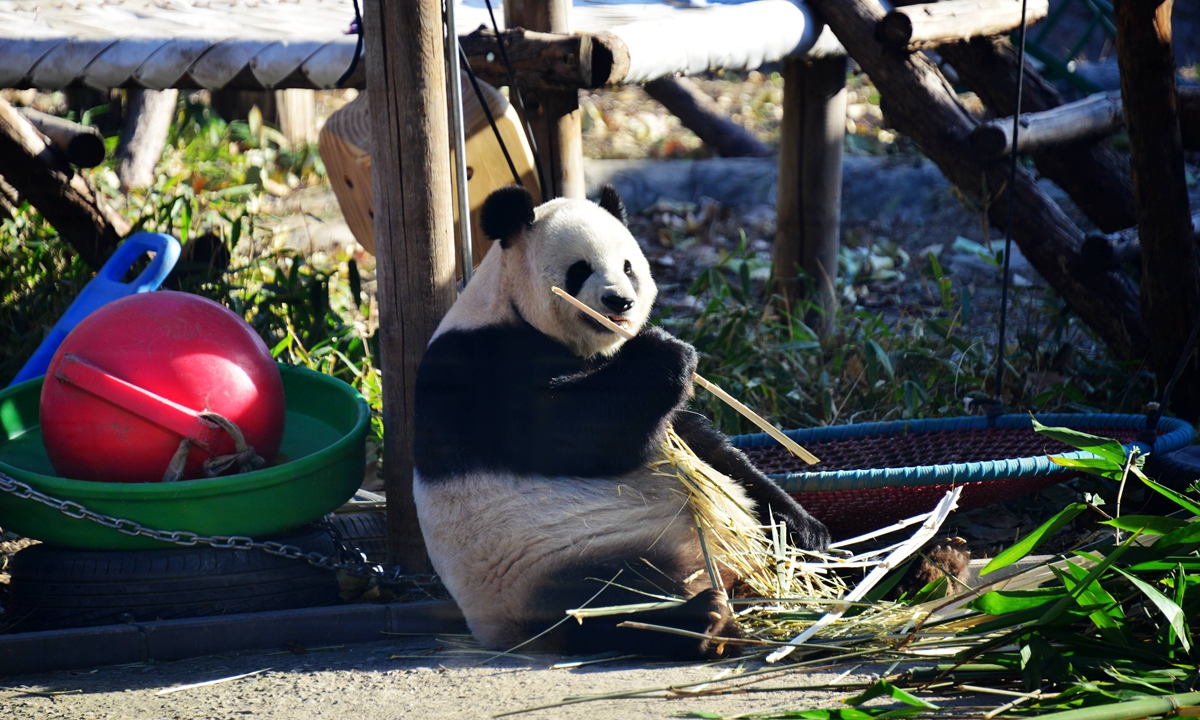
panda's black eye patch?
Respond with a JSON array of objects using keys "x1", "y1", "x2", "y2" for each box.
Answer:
[
  {"x1": 565, "y1": 260, "x2": 593, "y2": 297},
  {"x1": 623, "y1": 260, "x2": 633, "y2": 276}
]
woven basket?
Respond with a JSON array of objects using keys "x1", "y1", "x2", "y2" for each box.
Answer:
[{"x1": 731, "y1": 413, "x2": 1194, "y2": 539}]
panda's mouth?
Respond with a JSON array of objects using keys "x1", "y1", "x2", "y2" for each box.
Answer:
[{"x1": 578, "y1": 311, "x2": 630, "y2": 334}]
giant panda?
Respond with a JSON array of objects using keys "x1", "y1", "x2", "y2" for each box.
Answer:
[{"x1": 413, "y1": 184, "x2": 829, "y2": 659}]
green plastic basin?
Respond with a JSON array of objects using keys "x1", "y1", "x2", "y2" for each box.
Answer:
[{"x1": 0, "y1": 365, "x2": 368, "y2": 549}]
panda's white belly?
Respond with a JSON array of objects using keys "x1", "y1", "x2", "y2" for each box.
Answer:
[{"x1": 413, "y1": 466, "x2": 747, "y2": 648}]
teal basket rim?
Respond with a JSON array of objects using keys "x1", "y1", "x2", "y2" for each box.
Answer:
[{"x1": 729, "y1": 413, "x2": 1195, "y2": 493}]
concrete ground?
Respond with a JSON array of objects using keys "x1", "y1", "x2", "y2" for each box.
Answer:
[{"x1": 1, "y1": 635, "x2": 970, "y2": 720}]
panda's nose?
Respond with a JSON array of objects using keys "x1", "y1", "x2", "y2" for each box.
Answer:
[{"x1": 601, "y1": 294, "x2": 634, "y2": 313}]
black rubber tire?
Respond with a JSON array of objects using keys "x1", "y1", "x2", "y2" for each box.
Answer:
[
  {"x1": 328, "y1": 512, "x2": 386, "y2": 565},
  {"x1": 5, "y1": 525, "x2": 339, "y2": 632}
]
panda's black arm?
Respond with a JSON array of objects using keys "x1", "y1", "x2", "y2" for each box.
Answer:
[
  {"x1": 415, "y1": 325, "x2": 694, "y2": 480},
  {"x1": 671, "y1": 411, "x2": 830, "y2": 551}
]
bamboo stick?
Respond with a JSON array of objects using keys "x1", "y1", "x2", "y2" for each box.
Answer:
[{"x1": 551, "y1": 286, "x2": 820, "y2": 465}]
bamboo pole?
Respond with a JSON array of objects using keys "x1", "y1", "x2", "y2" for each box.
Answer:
[{"x1": 551, "y1": 287, "x2": 819, "y2": 465}]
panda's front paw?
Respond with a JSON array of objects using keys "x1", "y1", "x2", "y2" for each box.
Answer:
[
  {"x1": 622, "y1": 326, "x2": 698, "y2": 393},
  {"x1": 769, "y1": 502, "x2": 831, "y2": 553}
]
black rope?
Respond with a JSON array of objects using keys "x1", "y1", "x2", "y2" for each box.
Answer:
[
  {"x1": 460, "y1": 47, "x2": 524, "y2": 187},
  {"x1": 482, "y1": 0, "x2": 549, "y2": 195},
  {"x1": 994, "y1": 0, "x2": 1030, "y2": 411},
  {"x1": 336, "y1": 0, "x2": 364, "y2": 88}
]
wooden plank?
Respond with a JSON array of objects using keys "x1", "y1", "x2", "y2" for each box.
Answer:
[
  {"x1": 805, "y1": 0, "x2": 1148, "y2": 362},
  {"x1": 879, "y1": 0, "x2": 1049, "y2": 51},
  {"x1": 0, "y1": 96, "x2": 129, "y2": 270},
  {"x1": 971, "y1": 90, "x2": 1123, "y2": 158},
  {"x1": 773, "y1": 56, "x2": 847, "y2": 337},
  {"x1": 362, "y1": 0, "x2": 457, "y2": 573},
  {"x1": 938, "y1": 34, "x2": 1137, "y2": 233},
  {"x1": 1114, "y1": 0, "x2": 1200, "y2": 420},
  {"x1": 506, "y1": 0, "x2": 585, "y2": 199}
]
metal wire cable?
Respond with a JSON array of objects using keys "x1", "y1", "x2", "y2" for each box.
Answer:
[{"x1": 481, "y1": 0, "x2": 549, "y2": 195}]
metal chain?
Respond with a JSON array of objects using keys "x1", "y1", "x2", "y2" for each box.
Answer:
[{"x1": 0, "y1": 470, "x2": 436, "y2": 588}]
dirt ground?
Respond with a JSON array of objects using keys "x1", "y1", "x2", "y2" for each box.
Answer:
[{"x1": 0, "y1": 636, "x2": 982, "y2": 720}]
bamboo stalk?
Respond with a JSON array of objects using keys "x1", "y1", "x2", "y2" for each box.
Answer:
[{"x1": 551, "y1": 286, "x2": 820, "y2": 465}]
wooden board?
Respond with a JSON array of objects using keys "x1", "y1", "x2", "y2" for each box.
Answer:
[{"x1": 319, "y1": 77, "x2": 541, "y2": 272}]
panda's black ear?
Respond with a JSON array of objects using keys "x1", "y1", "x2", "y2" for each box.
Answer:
[
  {"x1": 598, "y1": 184, "x2": 627, "y2": 226},
  {"x1": 480, "y1": 185, "x2": 536, "y2": 248}
]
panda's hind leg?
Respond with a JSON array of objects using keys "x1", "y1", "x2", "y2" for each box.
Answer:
[{"x1": 523, "y1": 556, "x2": 742, "y2": 660}]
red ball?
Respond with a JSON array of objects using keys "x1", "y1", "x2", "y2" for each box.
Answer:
[{"x1": 40, "y1": 291, "x2": 285, "y2": 483}]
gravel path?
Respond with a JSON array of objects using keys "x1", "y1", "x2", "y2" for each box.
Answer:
[{"x1": 2, "y1": 636, "x2": 936, "y2": 720}]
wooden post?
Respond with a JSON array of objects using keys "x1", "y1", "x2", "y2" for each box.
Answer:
[
  {"x1": 774, "y1": 56, "x2": 847, "y2": 336},
  {"x1": 363, "y1": 0, "x2": 458, "y2": 571},
  {"x1": 1114, "y1": 0, "x2": 1200, "y2": 420},
  {"x1": 275, "y1": 89, "x2": 318, "y2": 145},
  {"x1": 505, "y1": 0, "x2": 585, "y2": 199},
  {"x1": 116, "y1": 89, "x2": 179, "y2": 191}
]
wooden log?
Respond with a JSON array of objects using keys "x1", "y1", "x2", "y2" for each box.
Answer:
[
  {"x1": 459, "y1": 27, "x2": 628, "y2": 91},
  {"x1": 1081, "y1": 212, "x2": 1200, "y2": 271},
  {"x1": 938, "y1": 34, "x2": 1137, "y2": 233},
  {"x1": 1115, "y1": 0, "x2": 1200, "y2": 421},
  {"x1": 274, "y1": 89, "x2": 318, "y2": 145},
  {"x1": 363, "y1": 0, "x2": 457, "y2": 572},
  {"x1": 115, "y1": 89, "x2": 179, "y2": 191},
  {"x1": 1182, "y1": 86, "x2": 1200, "y2": 151},
  {"x1": 806, "y1": 0, "x2": 1148, "y2": 361},
  {"x1": 0, "y1": 97, "x2": 130, "y2": 269},
  {"x1": 774, "y1": 56, "x2": 847, "y2": 336},
  {"x1": 971, "y1": 90, "x2": 1123, "y2": 158},
  {"x1": 16, "y1": 107, "x2": 106, "y2": 168},
  {"x1": 643, "y1": 76, "x2": 772, "y2": 158},
  {"x1": 878, "y1": 0, "x2": 1049, "y2": 51},
  {"x1": 506, "y1": 0, "x2": 585, "y2": 199}
]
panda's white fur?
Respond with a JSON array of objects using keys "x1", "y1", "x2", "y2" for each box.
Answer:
[{"x1": 414, "y1": 186, "x2": 827, "y2": 657}]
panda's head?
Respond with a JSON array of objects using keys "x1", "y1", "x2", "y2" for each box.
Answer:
[{"x1": 480, "y1": 184, "x2": 655, "y2": 359}]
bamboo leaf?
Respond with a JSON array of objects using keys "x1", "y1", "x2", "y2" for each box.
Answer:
[
  {"x1": 1049, "y1": 455, "x2": 1123, "y2": 477},
  {"x1": 1111, "y1": 567, "x2": 1192, "y2": 653},
  {"x1": 1134, "y1": 468, "x2": 1200, "y2": 516},
  {"x1": 1032, "y1": 418, "x2": 1128, "y2": 466},
  {"x1": 980, "y1": 503, "x2": 1087, "y2": 576},
  {"x1": 1100, "y1": 515, "x2": 1186, "y2": 536},
  {"x1": 971, "y1": 588, "x2": 1066, "y2": 615},
  {"x1": 844, "y1": 680, "x2": 939, "y2": 709}
]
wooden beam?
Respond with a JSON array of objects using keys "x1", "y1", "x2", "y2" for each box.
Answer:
[
  {"x1": 805, "y1": 0, "x2": 1148, "y2": 361},
  {"x1": 643, "y1": 76, "x2": 772, "y2": 158},
  {"x1": 1081, "y1": 211, "x2": 1200, "y2": 271},
  {"x1": 506, "y1": 0, "x2": 585, "y2": 199},
  {"x1": 971, "y1": 90, "x2": 1123, "y2": 158},
  {"x1": 460, "y1": 27, "x2": 629, "y2": 91},
  {"x1": 362, "y1": 0, "x2": 457, "y2": 572},
  {"x1": 774, "y1": 56, "x2": 847, "y2": 337},
  {"x1": 17, "y1": 107, "x2": 106, "y2": 168},
  {"x1": 1182, "y1": 86, "x2": 1200, "y2": 151},
  {"x1": 0, "y1": 97, "x2": 130, "y2": 269},
  {"x1": 938, "y1": 34, "x2": 1137, "y2": 233},
  {"x1": 878, "y1": 0, "x2": 1049, "y2": 51},
  {"x1": 1114, "y1": 0, "x2": 1200, "y2": 421}
]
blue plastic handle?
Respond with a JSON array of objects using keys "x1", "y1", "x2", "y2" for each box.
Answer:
[{"x1": 11, "y1": 232, "x2": 182, "y2": 385}]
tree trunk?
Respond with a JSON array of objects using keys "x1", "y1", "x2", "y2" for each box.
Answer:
[
  {"x1": 1114, "y1": 0, "x2": 1200, "y2": 420},
  {"x1": 116, "y1": 89, "x2": 179, "y2": 192},
  {"x1": 363, "y1": 0, "x2": 457, "y2": 572},
  {"x1": 804, "y1": 0, "x2": 1148, "y2": 361},
  {"x1": 643, "y1": 77, "x2": 772, "y2": 158},
  {"x1": 505, "y1": 0, "x2": 585, "y2": 199},
  {"x1": 939, "y1": 35, "x2": 1137, "y2": 233},
  {"x1": 0, "y1": 97, "x2": 129, "y2": 269}
]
